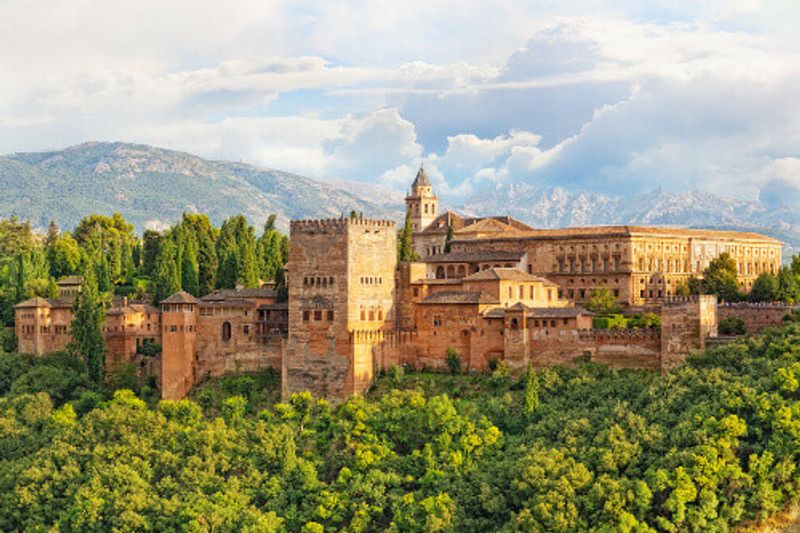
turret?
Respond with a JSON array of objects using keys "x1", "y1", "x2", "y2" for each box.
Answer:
[
  {"x1": 405, "y1": 165, "x2": 438, "y2": 232},
  {"x1": 160, "y1": 291, "x2": 198, "y2": 400}
]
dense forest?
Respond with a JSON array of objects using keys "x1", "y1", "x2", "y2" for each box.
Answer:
[
  {"x1": 2, "y1": 316, "x2": 800, "y2": 530},
  {"x1": 0, "y1": 212, "x2": 289, "y2": 327}
]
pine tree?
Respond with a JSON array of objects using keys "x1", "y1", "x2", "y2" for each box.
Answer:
[
  {"x1": 70, "y1": 264, "x2": 106, "y2": 384},
  {"x1": 524, "y1": 364, "x2": 539, "y2": 418},
  {"x1": 153, "y1": 239, "x2": 180, "y2": 303}
]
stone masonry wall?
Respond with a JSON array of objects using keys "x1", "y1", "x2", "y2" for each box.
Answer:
[{"x1": 717, "y1": 304, "x2": 797, "y2": 334}]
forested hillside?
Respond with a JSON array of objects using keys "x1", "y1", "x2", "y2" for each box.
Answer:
[{"x1": 4, "y1": 320, "x2": 800, "y2": 530}]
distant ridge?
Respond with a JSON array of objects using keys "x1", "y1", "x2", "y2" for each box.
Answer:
[
  {"x1": 0, "y1": 142, "x2": 404, "y2": 231},
  {"x1": 455, "y1": 182, "x2": 800, "y2": 257},
  {"x1": 1, "y1": 142, "x2": 797, "y2": 257}
]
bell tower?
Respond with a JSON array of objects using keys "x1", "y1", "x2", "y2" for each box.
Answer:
[{"x1": 405, "y1": 165, "x2": 438, "y2": 232}]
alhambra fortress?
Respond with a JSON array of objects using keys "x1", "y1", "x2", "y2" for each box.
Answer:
[{"x1": 14, "y1": 168, "x2": 788, "y2": 400}]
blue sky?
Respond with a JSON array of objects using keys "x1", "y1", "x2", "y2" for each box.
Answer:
[{"x1": 1, "y1": 0, "x2": 800, "y2": 203}]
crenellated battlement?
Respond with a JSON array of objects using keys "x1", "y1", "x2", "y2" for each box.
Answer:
[
  {"x1": 577, "y1": 328, "x2": 660, "y2": 340},
  {"x1": 661, "y1": 294, "x2": 717, "y2": 307},
  {"x1": 290, "y1": 217, "x2": 396, "y2": 233}
]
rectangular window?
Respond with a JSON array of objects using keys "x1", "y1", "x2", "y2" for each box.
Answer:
[
  {"x1": 303, "y1": 310, "x2": 310, "y2": 321},
  {"x1": 433, "y1": 315, "x2": 442, "y2": 327},
  {"x1": 327, "y1": 310, "x2": 334, "y2": 321},
  {"x1": 314, "y1": 310, "x2": 322, "y2": 321}
]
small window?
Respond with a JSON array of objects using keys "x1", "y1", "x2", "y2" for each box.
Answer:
[
  {"x1": 222, "y1": 322, "x2": 232, "y2": 341},
  {"x1": 433, "y1": 315, "x2": 442, "y2": 327},
  {"x1": 243, "y1": 325, "x2": 250, "y2": 335},
  {"x1": 327, "y1": 310, "x2": 334, "y2": 321},
  {"x1": 314, "y1": 310, "x2": 322, "y2": 321},
  {"x1": 303, "y1": 310, "x2": 310, "y2": 322}
]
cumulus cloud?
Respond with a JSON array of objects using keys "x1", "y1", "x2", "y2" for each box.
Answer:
[{"x1": 1, "y1": 1, "x2": 800, "y2": 204}]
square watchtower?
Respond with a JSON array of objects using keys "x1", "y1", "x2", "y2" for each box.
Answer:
[{"x1": 283, "y1": 216, "x2": 396, "y2": 399}]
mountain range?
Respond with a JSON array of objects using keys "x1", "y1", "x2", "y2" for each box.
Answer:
[
  {"x1": 0, "y1": 142, "x2": 404, "y2": 232},
  {"x1": 1, "y1": 142, "x2": 798, "y2": 256}
]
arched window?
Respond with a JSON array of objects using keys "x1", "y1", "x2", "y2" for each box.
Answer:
[
  {"x1": 222, "y1": 322, "x2": 232, "y2": 341},
  {"x1": 436, "y1": 266, "x2": 445, "y2": 279}
]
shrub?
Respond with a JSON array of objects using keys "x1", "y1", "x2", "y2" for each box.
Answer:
[
  {"x1": 389, "y1": 364, "x2": 405, "y2": 385},
  {"x1": 445, "y1": 348, "x2": 462, "y2": 375},
  {"x1": 719, "y1": 316, "x2": 746, "y2": 335}
]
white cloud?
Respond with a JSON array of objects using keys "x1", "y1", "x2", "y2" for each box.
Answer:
[{"x1": 1, "y1": 1, "x2": 800, "y2": 205}]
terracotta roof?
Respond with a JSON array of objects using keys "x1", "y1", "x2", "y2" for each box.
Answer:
[
  {"x1": 457, "y1": 217, "x2": 524, "y2": 236},
  {"x1": 199, "y1": 300, "x2": 253, "y2": 308},
  {"x1": 161, "y1": 291, "x2": 200, "y2": 304},
  {"x1": 15, "y1": 297, "x2": 52, "y2": 308},
  {"x1": 454, "y1": 225, "x2": 781, "y2": 244},
  {"x1": 259, "y1": 303, "x2": 289, "y2": 311},
  {"x1": 419, "y1": 290, "x2": 497, "y2": 305},
  {"x1": 57, "y1": 275, "x2": 83, "y2": 285},
  {"x1": 425, "y1": 250, "x2": 526, "y2": 263},
  {"x1": 201, "y1": 287, "x2": 277, "y2": 301},
  {"x1": 483, "y1": 306, "x2": 591, "y2": 319},
  {"x1": 417, "y1": 212, "x2": 533, "y2": 236},
  {"x1": 463, "y1": 268, "x2": 556, "y2": 283},
  {"x1": 107, "y1": 303, "x2": 159, "y2": 315}
]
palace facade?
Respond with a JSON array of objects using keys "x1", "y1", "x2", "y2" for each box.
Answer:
[{"x1": 14, "y1": 167, "x2": 784, "y2": 400}]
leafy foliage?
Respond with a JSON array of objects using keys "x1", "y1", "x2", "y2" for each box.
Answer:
[{"x1": 6, "y1": 323, "x2": 800, "y2": 529}]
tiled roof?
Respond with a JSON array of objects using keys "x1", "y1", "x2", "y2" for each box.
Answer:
[
  {"x1": 463, "y1": 268, "x2": 556, "y2": 283},
  {"x1": 201, "y1": 287, "x2": 277, "y2": 301},
  {"x1": 56, "y1": 275, "x2": 83, "y2": 285},
  {"x1": 417, "y1": 212, "x2": 533, "y2": 236},
  {"x1": 198, "y1": 300, "x2": 254, "y2": 308},
  {"x1": 15, "y1": 297, "x2": 52, "y2": 308},
  {"x1": 161, "y1": 291, "x2": 200, "y2": 304},
  {"x1": 454, "y1": 225, "x2": 781, "y2": 244},
  {"x1": 419, "y1": 290, "x2": 497, "y2": 305},
  {"x1": 483, "y1": 305, "x2": 591, "y2": 319},
  {"x1": 425, "y1": 250, "x2": 526, "y2": 263},
  {"x1": 259, "y1": 302, "x2": 289, "y2": 311},
  {"x1": 107, "y1": 303, "x2": 159, "y2": 315}
]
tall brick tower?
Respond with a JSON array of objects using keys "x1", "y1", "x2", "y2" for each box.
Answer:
[
  {"x1": 405, "y1": 165, "x2": 438, "y2": 232},
  {"x1": 160, "y1": 291, "x2": 198, "y2": 400},
  {"x1": 283, "y1": 217, "x2": 397, "y2": 399}
]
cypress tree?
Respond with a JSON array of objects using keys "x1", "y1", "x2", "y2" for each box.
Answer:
[
  {"x1": 181, "y1": 238, "x2": 200, "y2": 296},
  {"x1": 239, "y1": 227, "x2": 260, "y2": 287},
  {"x1": 153, "y1": 239, "x2": 180, "y2": 303},
  {"x1": 398, "y1": 213, "x2": 414, "y2": 262},
  {"x1": 70, "y1": 264, "x2": 106, "y2": 384},
  {"x1": 218, "y1": 252, "x2": 239, "y2": 289},
  {"x1": 15, "y1": 253, "x2": 28, "y2": 302},
  {"x1": 524, "y1": 364, "x2": 539, "y2": 418},
  {"x1": 444, "y1": 221, "x2": 455, "y2": 253},
  {"x1": 275, "y1": 266, "x2": 288, "y2": 303},
  {"x1": 95, "y1": 255, "x2": 112, "y2": 293}
]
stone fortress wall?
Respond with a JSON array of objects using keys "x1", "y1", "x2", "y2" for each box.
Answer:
[{"x1": 12, "y1": 168, "x2": 786, "y2": 401}]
